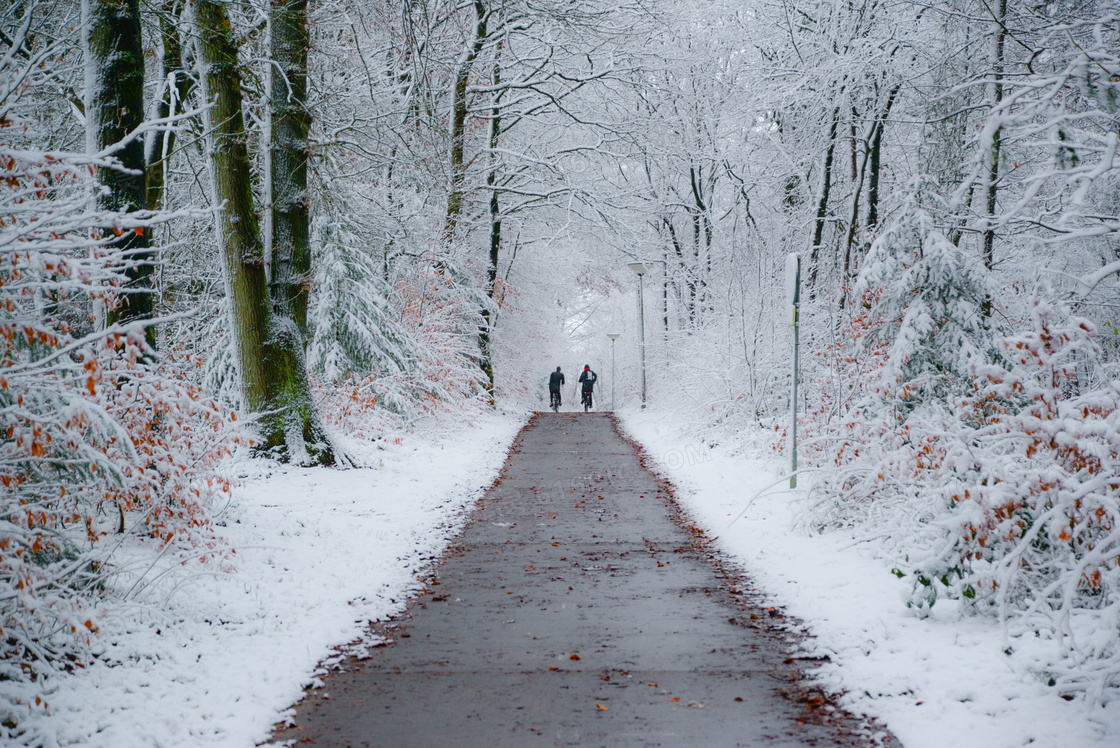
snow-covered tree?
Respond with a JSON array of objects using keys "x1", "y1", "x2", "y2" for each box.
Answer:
[{"x1": 191, "y1": 0, "x2": 334, "y2": 464}]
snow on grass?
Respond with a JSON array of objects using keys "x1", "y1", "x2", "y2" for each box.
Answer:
[
  {"x1": 618, "y1": 407, "x2": 1120, "y2": 748},
  {"x1": 1, "y1": 410, "x2": 526, "y2": 748}
]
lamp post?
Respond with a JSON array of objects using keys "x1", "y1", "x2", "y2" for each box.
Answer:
[
  {"x1": 606, "y1": 333, "x2": 620, "y2": 410},
  {"x1": 785, "y1": 253, "x2": 801, "y2": 488},
  {"x1": 626, "y1": 262, "x2": 650, "y2": 407}
]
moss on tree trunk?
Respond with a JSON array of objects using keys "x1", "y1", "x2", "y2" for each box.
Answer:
[
  {"x1": 194, "y1": 0, "x2": 333, "y2": 465},
  {"x1": 87, "y1": 0, "x2": 155, "y2": 347}
]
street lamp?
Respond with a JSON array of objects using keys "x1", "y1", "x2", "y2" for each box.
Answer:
[
  {"x1": 626, "y1": 262, "x2": 651, "y2": 407},
  {"x1": 606, "y1": 333, "x2": 620, "y2": 410},
  {"x1": 785, "y1": 253, "x2": 801, "y2": 489}
]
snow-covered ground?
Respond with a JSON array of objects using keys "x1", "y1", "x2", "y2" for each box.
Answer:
[
  {"x1": 10, "y1": 404, "x2": 1119, "y2": 748},
  {"x1": 618, "y1": 407, "x2": 1120, "y2": 748},
  {"x1": 0, "y1": 410, "x2": 526, "y2": 748}
]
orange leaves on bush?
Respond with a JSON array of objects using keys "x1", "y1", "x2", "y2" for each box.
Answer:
[{"x1": 934, "y1": 306, "x2": 1120, "y2": 610}]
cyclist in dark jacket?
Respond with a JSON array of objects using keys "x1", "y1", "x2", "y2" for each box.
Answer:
[{"x1": 548, "y1": 367, "x2": 565, "y2": 408}]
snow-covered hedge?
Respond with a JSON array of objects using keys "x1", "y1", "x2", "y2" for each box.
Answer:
[
  {"x1": 0, "y1": 131, "x2": 241, "y2": 681},
  {"x1": 801, "y1": 199, "x2": 1120, "y2": 699}
]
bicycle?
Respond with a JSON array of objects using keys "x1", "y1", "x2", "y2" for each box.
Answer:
[
  {"x1": 581, "y1": 389, "x2": 593, "y2": 412},
  {"x1": 549, "y1": 389, "x2": 561, "y2": 413}
]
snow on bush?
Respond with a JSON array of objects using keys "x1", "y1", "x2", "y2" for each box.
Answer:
[
  {"x1": 0, "y1": 133, "x2": 242, "y2": 683},
  {"x1": 802, "y1": 194, "x2": 997, "y2": 540},
  {"x1": 308, "y1": 219, "x2": 413, "y2": 388},
  {"x1": 912, "y1": 302, "x2": 1120, "y2": 700},
  {"x1": 310, "y1": 263, "x2": 490, "y2": 442},
  {"x1": 800, "y1": 192, "x2": 1120, "y2": 697}
]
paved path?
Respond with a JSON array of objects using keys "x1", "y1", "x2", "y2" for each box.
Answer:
[{"x1": 273, "y1": 414, "x2": 877, "y2": 747}]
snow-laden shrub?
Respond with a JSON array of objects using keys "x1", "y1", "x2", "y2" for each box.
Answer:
[
  {"x1": 0, "y1": 140, "x2": 242, "y2": 681},
  {"x1": 910, "y1": 301, "x2": 1120, "y2": 699},
  {"x1": 803, "y1": 194, "x2": 997, "y2": 539},
  {"x1": 394, "y1": 266, "x2": 488, "y2": 406},
  {"x1": 311, "y1": 260, "x2": 488, "y2": 441},
  {"x1": 802, "y1": 189, "x2": 1120, "y2": 695},
  {"x1": 857, "y1": 204, "x2": 997, "y2": 401},
  {"x1": 308, "y1": 221, "x2": 413, "y2": 389}
]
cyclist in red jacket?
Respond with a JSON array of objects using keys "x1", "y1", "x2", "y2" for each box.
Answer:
[{"x1": 578, "y1": 365, "x2": 597, "y2": 411}]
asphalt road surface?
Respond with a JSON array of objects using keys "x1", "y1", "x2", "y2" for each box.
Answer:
[{"x1": 271, "y1": 413, "x2": 883, "y2": 748}]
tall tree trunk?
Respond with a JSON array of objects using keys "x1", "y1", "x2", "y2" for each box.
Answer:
[
  {"x1": 842, "y1": 84, "x2": 899, "y2": 297},
  {"x1": 849, "y1": 110, "x2": 859, "y2": 182},
  {"x1": 270, "y1": 0, "x2": 312, "y2": 339},
  {"x1": 841, "y1": 136, "x2": 868, "y2": 300},
  {"x1": 865, "y1": 82, "x2": 900, "y2": 234},
  {"x1": 866, "y1": 123, "x2": 884, "y2": 231},
  {"x1": 85, "y1": 0, "x2": 155, "y2": 346},
  {"x1": 443, "y1": 0, "x2": 488, "y2": 240},
  {"x1": 146, "y1": 0, "x2": 194, "y2": 213},
  {"x1": 982, "y1": 0, "x2": 1007, "y2": 273},
  {"x1": 689, "y1": 164, "x2": 712, "y2": 320},
  {"x1": 663, "y1": 216, "x2": 693, "y2": 320},
  {"x1": 981, "y1": 0, "x2": 1007, "y2": 318},
  {"x1": 689, "y1": 206, "x2": 700, "y2": 322},
  {"x1": 807, "y1": 106, "x2": 840, "y2": 290},
  {"x1": 479, "y1": 38, "x2": 503, "y2": 401},
  {"x1": 662, "y1": 243, "x2": 669, "y2": 335},
  {"x1": 192, "y1": 0, "x2": 333, "y2": 465}
]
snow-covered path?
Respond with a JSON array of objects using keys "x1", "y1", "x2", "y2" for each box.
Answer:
[
  {"x1": 273, "y1": 412, "x2": 880, "y2": 747},
  {"x1": 618, "y1": 408, "x2": 1120, "y2": 748}
]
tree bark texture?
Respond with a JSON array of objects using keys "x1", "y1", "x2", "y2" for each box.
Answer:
[
  {"x1": 86, "y1": 0, "x2": 155, "y2": 343},
  {"x1": 444, "y1": 0, "x2": 488, "y2": 239},
  {"x1": 807, "y1": 106, "x2": 840, "y2": 290},
  {"x1": 478, "y1": 37, "x2": 503, "y2": 400},
  {"x1": 193, "y1": 0, "x2": 333, "y2": 465},
  {"x1": 980, "y1": 0, "x2": 1007, "y2": 319},
  {"x1": 982, "y1": 0, "x2": 1007, "y2": 274},
  {"x1": 866, "y1": 118, "x2": 884, "y2": 230},
  {"x1": 270, "y1": 0, "x2": 313, "y2": 339}
]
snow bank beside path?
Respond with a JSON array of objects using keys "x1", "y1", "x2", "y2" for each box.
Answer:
[
  {"x1": 618, "y1": 409, "x2": 1120, "y2": 748},
  {"x1": 2, "y1": 411, "x2": 526, "y2": 748}
]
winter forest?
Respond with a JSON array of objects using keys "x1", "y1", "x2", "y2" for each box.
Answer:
[{"x1": 3, "y1": 0, "x2": 1120, "y2": 741}]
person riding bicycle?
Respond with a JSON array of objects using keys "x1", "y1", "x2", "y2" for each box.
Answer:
[
  {"x1": 578, "y1": 365, "x2": 597, "y2": 410},
  {"x1": 548, "y1": 366, "x2": 565, "y2": 409}
]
